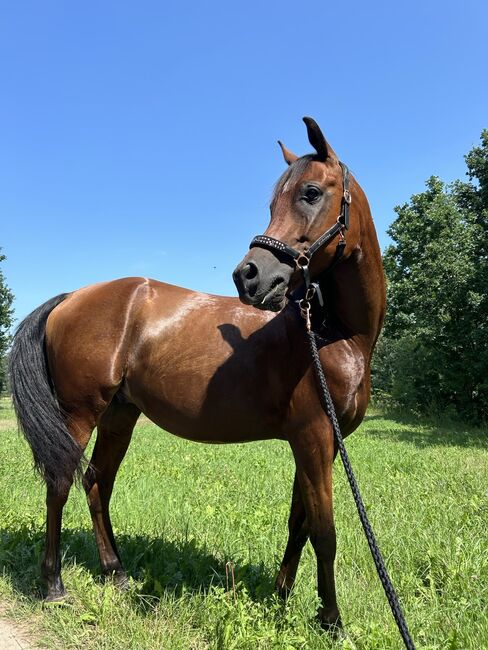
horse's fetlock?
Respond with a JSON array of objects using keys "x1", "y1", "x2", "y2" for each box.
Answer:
[{"x1": 102, "y1": 560, "x2": 124, "y2": 575}]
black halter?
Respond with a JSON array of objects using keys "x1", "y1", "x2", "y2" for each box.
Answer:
[{"x1": 249, "y1": 161, "x2": 351, "y2": 299}]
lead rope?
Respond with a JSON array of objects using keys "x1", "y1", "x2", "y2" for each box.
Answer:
[{"x1": 301, "y1": 301, "x2": 416, "y2": 650}]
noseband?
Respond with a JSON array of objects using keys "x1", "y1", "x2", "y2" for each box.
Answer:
[{"x1": 249, "y1": 161, "x2": 351, "y2": 299}]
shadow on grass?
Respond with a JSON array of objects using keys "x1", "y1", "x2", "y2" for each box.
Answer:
[
  {"x1": 363, "y1": 410, "x2": 487, "y2": 449},
  {"x1": 0, "y1": 524, "x2": 277, "y2": 606}
]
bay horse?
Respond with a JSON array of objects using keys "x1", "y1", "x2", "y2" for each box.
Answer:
[{"x1": 9, "y1": 117, "x2": 385, "y2": 632}]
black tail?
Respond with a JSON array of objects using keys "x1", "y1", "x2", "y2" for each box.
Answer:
[{"x1": 9, "y1": 294, "x2": 85, "y2": 492}]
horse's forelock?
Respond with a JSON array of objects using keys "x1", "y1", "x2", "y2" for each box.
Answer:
[{"x1": 271, "y1": 155, "x2": 315, "y2": 207}]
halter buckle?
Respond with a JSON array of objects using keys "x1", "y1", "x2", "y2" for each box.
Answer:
[
  {"x1": 295, "y1": 253, "x2": 310, "y2": 269},
  {"x1": 344, "y1": 189, "x2": 351, "y2": 204},
  {"x1": 295, "y1": 253, "x2": 311, "y2": 290}
]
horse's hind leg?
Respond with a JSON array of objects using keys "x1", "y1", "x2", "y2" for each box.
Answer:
[
  {"x1": 42, "y1": 417, "x2": 94, "y2": 602},
  {"x1": 43, "y1": 484, "x2": 74, "y2": 601},
  {"x1": 83, "y1": 401, "x2": 140, "y2": 585},
  {"x1": 276, "y1": 472, "x2": 309, "y2": 599}
]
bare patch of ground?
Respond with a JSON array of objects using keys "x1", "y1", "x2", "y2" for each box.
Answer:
[{"x1": 0, "y1": 605, "x2": 38, "y2": 650}]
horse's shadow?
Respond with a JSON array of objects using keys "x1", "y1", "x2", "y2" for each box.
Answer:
[{"x1": 0, "y1": 525, "x2": 277, "y2": 606}]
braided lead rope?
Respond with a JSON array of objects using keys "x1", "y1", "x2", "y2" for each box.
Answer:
[{"x1": 306, "y1": 328, "x2": 416, "y2": 650}]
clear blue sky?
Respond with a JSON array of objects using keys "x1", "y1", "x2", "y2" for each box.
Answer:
[{"x1": 1, "y1": 1, "x2": 487, "y2": 323}]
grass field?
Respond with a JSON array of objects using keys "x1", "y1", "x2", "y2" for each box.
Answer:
[{"x1": 0, "y1": 397, "x2": 487, "y2": 649}]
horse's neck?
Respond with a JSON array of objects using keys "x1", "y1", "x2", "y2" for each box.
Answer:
[{"x1": 325, "y1": 201, "x2": 386, "y2": 355}]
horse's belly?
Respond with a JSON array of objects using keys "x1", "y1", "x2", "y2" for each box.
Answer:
[
  {"x1": 124, "y1": 342, "x2": 283, "y2": 443},
  {"x1": 127, "y1": 381, "x2": 281, "y2": 443}
]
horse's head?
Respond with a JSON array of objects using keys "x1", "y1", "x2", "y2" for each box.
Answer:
[{"x1": 233, "y1": 117, "x2": 359, "y2": 311}]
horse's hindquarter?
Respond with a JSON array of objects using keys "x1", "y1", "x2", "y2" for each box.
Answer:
[{"x1": 45, "y1": 277, "x2": 150, "y2": 420}]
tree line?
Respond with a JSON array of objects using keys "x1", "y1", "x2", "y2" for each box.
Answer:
[
  {"x1": 372, "y1": 130, "x2": 488, "y2": 422},
  {"x1": 0, "y1": 250, "x2": 13, "y2": 393},
  {"x1": 1, "y1": 131, "x2": 487, "y2": 421}
]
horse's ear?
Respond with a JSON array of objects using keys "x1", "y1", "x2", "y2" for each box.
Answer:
[
  {"x1": 277, "y1": 140, "x2": 298, "y2": 166},
  {"x1": 303, "y1": 116, "x2": 333, "y2": 162}
]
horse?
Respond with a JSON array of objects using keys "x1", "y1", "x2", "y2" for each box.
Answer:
[{"x1": 9, "y1": 117, "x2": 385, "y2": 632}]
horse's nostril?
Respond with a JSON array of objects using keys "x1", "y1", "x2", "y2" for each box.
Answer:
[{"x1": 243, "y1": 262, "x2": 258, "y2": 280}]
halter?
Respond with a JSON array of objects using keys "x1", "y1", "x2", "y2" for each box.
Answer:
[{"x1": 249, "y1": 161, "x2": 351, "y2": 302}]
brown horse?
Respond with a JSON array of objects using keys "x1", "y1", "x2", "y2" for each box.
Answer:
[{"x1": 10, "y1": 117, "x2": 385, "y2": 632}]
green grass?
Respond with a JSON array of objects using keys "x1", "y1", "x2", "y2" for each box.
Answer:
[{"x1": 0, "y1": 397, "x2": 487, "y2": 649}]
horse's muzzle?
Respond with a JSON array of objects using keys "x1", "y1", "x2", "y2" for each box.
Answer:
[{"x1": 233, "y1": 250, "x2": 292, "y2": 312}]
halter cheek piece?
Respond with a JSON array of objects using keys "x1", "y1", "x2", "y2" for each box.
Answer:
[{"x1": 248, "y1": 162, "x2": 351, "y2": 310}]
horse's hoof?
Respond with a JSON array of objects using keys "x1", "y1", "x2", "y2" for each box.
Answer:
[
  {"x1": 329, "y1": 627, "x2": 352, "y2": 643},
  {"x1": 317, "y1": 612, "x2": 344, "y2": 637},
  {"x1": 275, "y1": 569, "x2": 295, "y2": 601},
  {"x1": 276, "y1": 587, "x2": 290, "y2": 601},
  {"x1": 275, "y1": 582, "x2": 293, "y2": 601},
  {"x1": 44, "y1": 589, "x2": 68, "y2": 604},
  {"x1": 110, "y1": 570, "x2": 129, "y2": 590}
]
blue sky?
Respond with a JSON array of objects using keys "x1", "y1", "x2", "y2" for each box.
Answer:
[{"x1": 1, "y1": 1, "x2": 487, "y2": 322}]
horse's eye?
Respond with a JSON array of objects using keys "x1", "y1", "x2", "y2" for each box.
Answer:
[{"x1": 303, "y1": 187, "x2": 322, "y2": 203}]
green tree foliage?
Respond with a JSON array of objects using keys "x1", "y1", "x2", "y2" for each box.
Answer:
[
  {"x1": 0, "y1": 250, "x2": 14, "y2": 393},
  {"x1": 373, "y1": 131, "x2": 488, "y2": 421}
]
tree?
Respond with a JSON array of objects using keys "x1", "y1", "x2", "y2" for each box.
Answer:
[
  {"x1": 373, "y1": 131, "x2": 488, "y2": 421},
  {"x1": 0, "y1": 250, "x2": 14, "y2": 393}
]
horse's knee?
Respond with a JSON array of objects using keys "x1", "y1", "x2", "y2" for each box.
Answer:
[{"x1": 310, "y1": 528, "x2": 337, "y2": 561}]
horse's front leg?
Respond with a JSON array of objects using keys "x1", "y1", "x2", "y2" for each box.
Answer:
[
  {"x1": 288, "y1": 419, "x2": 342, "y2": 632},
  {"x1": 276, "y1": 472, "x2": 309, "y2": 598}
]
